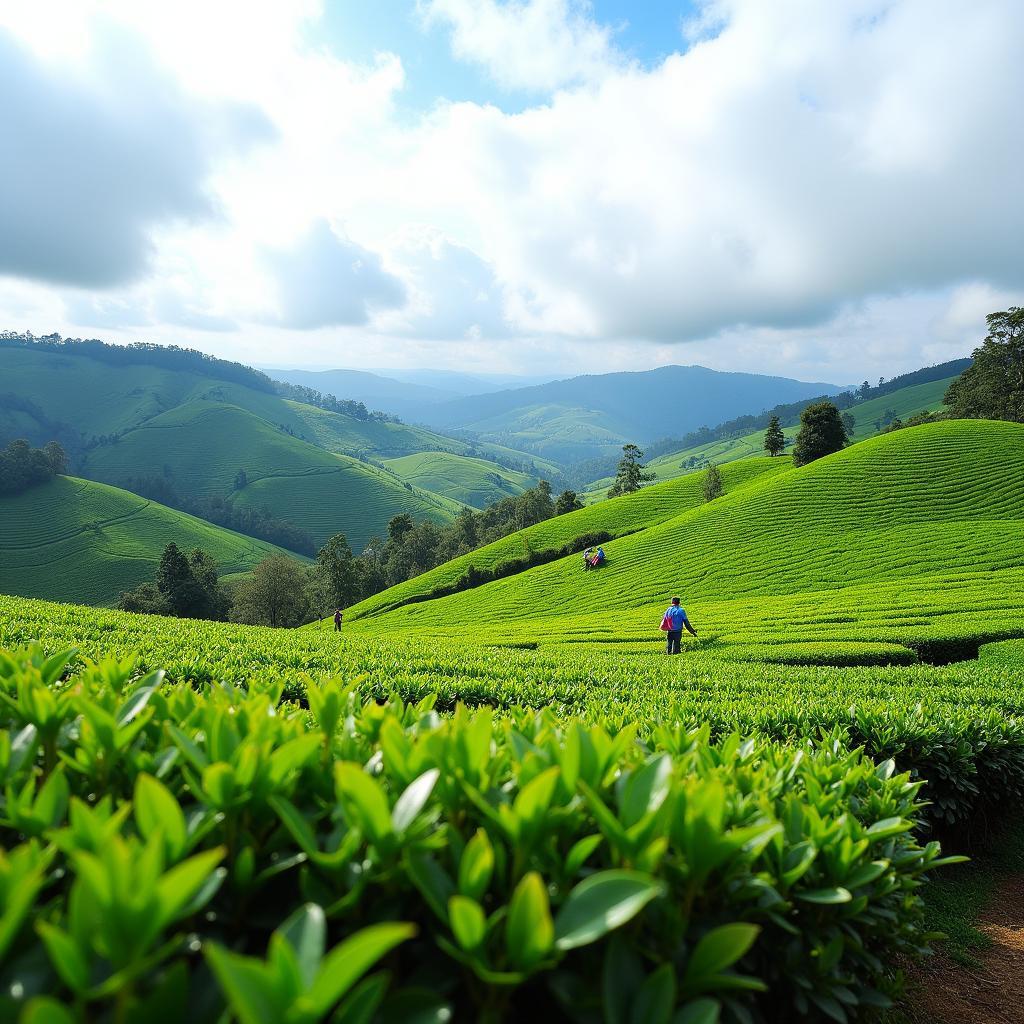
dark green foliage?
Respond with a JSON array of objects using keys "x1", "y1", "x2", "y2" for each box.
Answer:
[
  {"x1": 792, "y1": 402, "x2": 849, "y2": 467},
  {"x1": 554, "y1": 489, "x2": 585, "y2": 515},
  {"x1": 118, "y1": 542, "x2": 227, "y2": 620},
  {"x1": 0, "y1": 644, "x2": 966, "y2": 1022},
  {"x1": 882, "y1": 410, "x2": 948, "y2": 434},
  {"x1": 230, "y1": 554, "x2": 311, "y2": 627},
  {"x1": 234, "y1": 468, "x2": 247, "y2": 489},
  {"x1": 317, "y1": 534, "x2": 361, "y2": 609},
  {"x1": 702, "y1": 463, "x2": 724, "y2": 502},
  {"x1": 763, "y1": 416, "x2": 785, "y2": 457},
  {"x1": 120, "y1": 475, "x2": 316, "y2": 555},
  {"x1": 944, "y1": 307, "x2": 1024, "y2": 422},
  {"x1": 608, "y1": 444, "x2": 654, "y2": 498},
  {"x1": 0, "y1": 439, "x2": 65, "y2": 495},
  {"x1": 0, "y1": 330, "x2": 276, "y2": 393},
  {"x1": 841, "y1": 411, "x2": 856, "y2": 437}
]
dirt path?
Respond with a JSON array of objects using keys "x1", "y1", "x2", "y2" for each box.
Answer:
[{"x1": 908, "y1": 874, "x2": 1024, "y2": 1023}]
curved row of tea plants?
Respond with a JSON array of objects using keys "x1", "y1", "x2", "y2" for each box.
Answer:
[{"x1": 0, "y1": 642, "x2": 963, "y2": 1023}]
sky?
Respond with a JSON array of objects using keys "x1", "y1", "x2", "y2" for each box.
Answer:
[{"x1": 1, "y1": 0, "x2": 1022, "y2": 383}]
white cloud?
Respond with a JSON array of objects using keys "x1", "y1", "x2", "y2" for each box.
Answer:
[
  {"x1": 420, "y1": 0, "x2": 621, "y2": 91},
  {"x1": 267, "y1": 221, "x2": 406, "y2": 330},
  {"x1": 1, "y1": 0, "x2": 1022, "y2": 382}
]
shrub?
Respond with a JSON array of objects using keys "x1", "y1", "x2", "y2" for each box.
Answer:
[{"x1": 0, "y1": 644, "x2": 963, "y2": 1022}]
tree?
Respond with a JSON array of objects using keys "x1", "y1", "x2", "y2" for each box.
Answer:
[
  {"x1": 155, "y1": 542, "x2": 202, "y2": 616},
  {"x1": 763, "y1": 416, "x2": 785, "y2": 457},
  {"x1": 702, "y1": 463, "x2": 724, "y2": 502},
  {"x1": 554, "y1": 489, "x2": 584, "y2": 515},
  {"x1": 116, "y1": 582, "x2": 170, "y2": 616},
  {"x1": 859, "y1": 381, "x2": 871, "y2": 400},
  {"x1": 317, "y1": 533, "x2": 360, "y2": 608},
  {"x1": 841, "y1": 411, "x2": 856, "y2": 438},
  {"x1": 187, "y1": 548, "x2": 229, "y2": 620},
  {"x1": 230, "y1": 555, "x2": 309, "y2": 627},
  {"x1": 43, "y1": 441, "x2": 68, "y2": 474},
  {"x1": 792, "y1": 401, "x2": 848, "y2": 467},
  {"x1": 945, "y1": 307, "x2": 1024, "y2": 422},
  {"x1": 387, "y1": 514, "x2": 414, "y2": 543},
  {"x1": 607, "y1": 444, "x2": 654, "y2": 498}
]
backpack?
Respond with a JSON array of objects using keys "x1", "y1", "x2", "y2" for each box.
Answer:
[{"x1": 659, "y1": 613, "x2": 674, "y2": 631}]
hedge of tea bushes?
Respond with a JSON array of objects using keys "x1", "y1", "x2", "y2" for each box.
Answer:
[{"x1": 0, "y1": 645, "x2": 962, "y2": 1023}]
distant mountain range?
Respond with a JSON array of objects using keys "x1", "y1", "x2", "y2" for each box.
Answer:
[
  {"x1": 267, "y1": 363, "x2": 845, "y2": 463},
  {"x1": 420, "y1": 365, "x2": 845, "y2": 463}
]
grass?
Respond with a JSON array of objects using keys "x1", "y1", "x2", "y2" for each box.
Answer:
[
  {"x1": 348, "y1": 456, "x2": 791, "y2": 618},
  {"x1": 384, "y1": 450, "x2": 537, "y2": 507},
  {"x1": 0, "y1": 476, "x2": 288, "y2": 605},
  {"x1": 350, "y1": 420, "x2": 1024, "y2": 661},
  {"x1": 82, "y1": 400, "x2": 460, "y2": 548}
]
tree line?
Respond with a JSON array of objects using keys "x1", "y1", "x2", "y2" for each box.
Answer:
[
  {"x1": 0, "y1": 332, "x2": 277, "y2": 394},
  {"x1": 118, "y1": 479, "x2": 585, "y2": 627},
  {"x1": 0, "y1": 439, "x2": 67, "y2": 496}
]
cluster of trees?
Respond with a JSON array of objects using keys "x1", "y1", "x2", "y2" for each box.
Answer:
[
  {"x1": 119, "y1": 479, "x2": 587, "y2": 627},
  {"x1": 607, "y1": 444, "x2": 654, "y2": 497},
  {"x1": 272, "y1": 380, "x2": 398, "y2": 424},
  {"x1": 120, "y1": 475, "x2": 317, "y2": 555},
  {"x1": 945, "y1": 308, "x2": 1024, "y2": 422},
  {"x1": 0, "y1": 439, "x2": 67, "y2": 496},
  {"x1": 0, "y1": 332, "x2": 276, "y2": 393},
  {"x1": 118, "y1": 543, "x2": 229, "y2": 619}
]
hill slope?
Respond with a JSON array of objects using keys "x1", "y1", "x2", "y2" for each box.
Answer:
[
  {"x1": 348, "y1": 457, "x2": 793, "y2": 619},
  {"x1": 0, "y1": 476, "x2": 287, "y2": 605},
  {"x1": 583, "y1": 374, "x2": 958, "y2": 495},
  {"x1": 421, "y1": 365, "x2": 843, "y2": 462},
  {"x1": 350, "y1": 421, "x2": 1024, "y2": 653},
  {"x1": 81, "y1": 401, "x2": 460, "y2": 549},
  {"x1": 384, "y1": 451, "x2": 537, "y2": 507}
]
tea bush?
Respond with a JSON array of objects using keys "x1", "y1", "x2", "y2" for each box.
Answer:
[{"x1": 0, "y1": 644, "x2": 962, "y2": 1023}]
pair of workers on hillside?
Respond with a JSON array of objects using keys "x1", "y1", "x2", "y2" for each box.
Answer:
[{"x1": 661, "y1": 597, "x2": 697, "y2": 654}]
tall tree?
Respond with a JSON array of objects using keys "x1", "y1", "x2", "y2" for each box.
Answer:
[
  {"x1": 792, "y1": 401, "x2": 848, "y2": 467},
  {"x1": 702, "y1": 463, "x2": 724, "y2": 502},
  {"x1": 554, "y1": 489, "x2": 584, "y2": 515},
  {"x1": 607, "y1": 444, "x2": 654, "y2": 498},
  {"x1": 155, "y1": 542, "x2": 202, "y2": 616},
  {"x1": 317, "y1": 533, "x2": 360, "y2": 608},
  {"x1": 944, "y1": 307, "x2": 1024, "y2": 422},
  {"x1": 841, "y1": 411, "x2": 856, "y2": 438},
  {"x1": 763, "y1": 416, "x2": 785, "y2": 457},
  {"x1": 230, "y1": 555, "x2": 309, "y2": 627},
  {"x1": 43, "y1": 441, "x2": 68, "y2": 475}
]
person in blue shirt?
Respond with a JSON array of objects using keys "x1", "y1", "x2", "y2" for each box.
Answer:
[{"x1": 662, "y1": 597, "x2": 697, "y2": 654}]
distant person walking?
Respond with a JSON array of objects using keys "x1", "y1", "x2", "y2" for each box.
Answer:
[
  {"x1": 333, "y1": 608, "x2": 344, "y2": 632},
  {"x1": 660, "y1": 597, "x2": 697, "y2": 654}
]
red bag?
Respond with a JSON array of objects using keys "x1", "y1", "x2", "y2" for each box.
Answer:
[{"x1": 659, "y1": 614, "x2": 673, "y2": 631}]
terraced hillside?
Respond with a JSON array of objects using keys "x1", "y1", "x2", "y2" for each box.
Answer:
[
  {"x1": 384, "y1": 450, "x2": 537, "y2": 506},
  {"x1": 82, "y1": 401, "x2": 460, "y2": 549},
  {"x1": 348, "y1": 457, "x2": 792, "y2": 618},
  {"x1": 586, "y1": 375, "x2": 957, "y2": 494},
  {"x1": 0, "y1": 476, "x2": 287, "y2": 605},
  {"x1": 351, "y1": 421, "x2": 1024, "y2": 659}
]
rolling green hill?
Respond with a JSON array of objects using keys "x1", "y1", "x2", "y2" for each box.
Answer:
[
  {"x1": 349, "y1": 420, "x2": 1024, "y2": 659},
  {"x1": 81, "y1": 401, "x2": 461, "y2": 549},
  {"x1": 583, "y1": 374, "x2": 958, "y2": 496},
  {"x1": 0, "y1": 476, "x2": 288, "y2": 605},
  {"x1": 348, "y1": 456, "x2": 793, "y2": 619},
  {"x1": 383, "y1": 451, "x2": 537, "y2": 507}
]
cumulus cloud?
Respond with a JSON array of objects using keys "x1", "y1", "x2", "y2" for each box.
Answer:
[
  {"x1": 420, "y1": 0, "x2": 620, "y2": 91},
  {"x1": 267, "y1": 221, "x2": 406, "y2": 330},
  {"x1": 0, "y1": 25, "x2": 270, "y2": 289},
  {"x1": 382, "y1": 232, "x2": 511, "y2": 339},
  {"x1": 3, "y1": 0, "x2": 1023, "y2": 380},
  {"x1": 407, "y1": 0, "x2": 1024, "y2": 342}
]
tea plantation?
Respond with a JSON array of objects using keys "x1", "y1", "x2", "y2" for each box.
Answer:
[
  {"x1": 2, "y1": 419, "x2": 1023, "y2": 1022},
  {"x1": 0, "y1": 477, "x2": 287, "y2": 605}
]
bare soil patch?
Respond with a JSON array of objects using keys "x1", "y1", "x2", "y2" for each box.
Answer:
[{"x1": 906, "y1": 873, "x2": 1024, "y2": 1023}]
